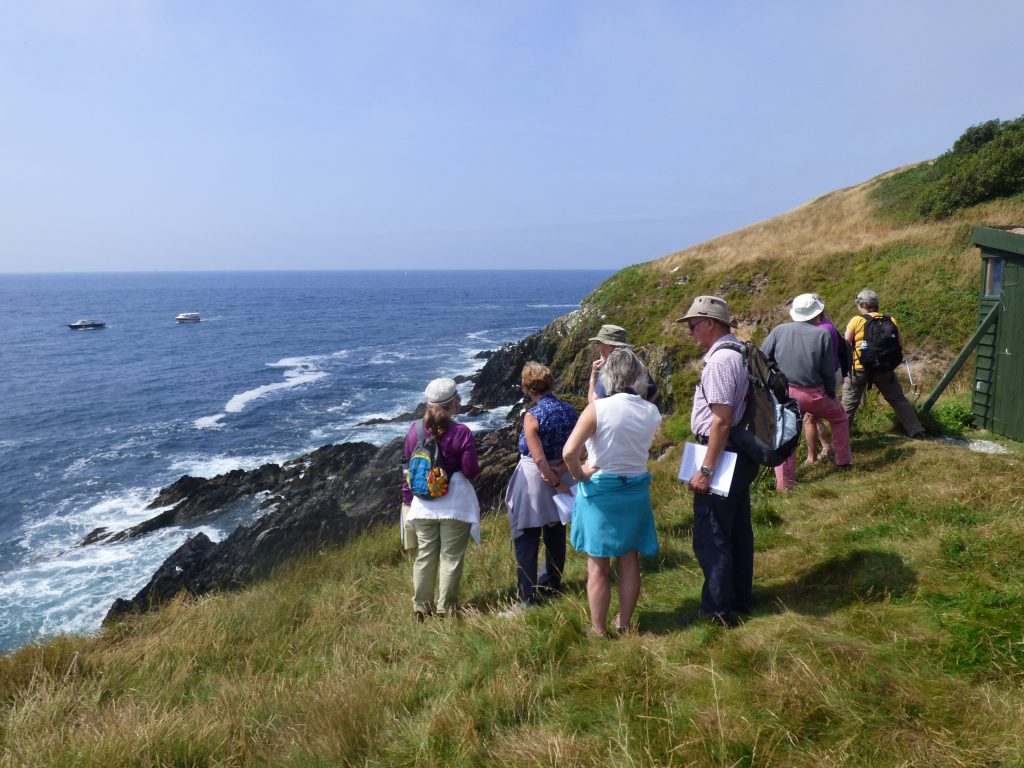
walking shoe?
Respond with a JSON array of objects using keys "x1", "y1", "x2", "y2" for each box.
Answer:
[{"x1": 498, "y1": 601, "x2": 531, "y2": 619}]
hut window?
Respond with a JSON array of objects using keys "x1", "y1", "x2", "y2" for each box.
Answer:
[{"x1": 985, "y1": 258, "x2": 1004, "y2": 296}]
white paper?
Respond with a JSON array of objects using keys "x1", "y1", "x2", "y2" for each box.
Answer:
[
  {"x1": 553, "y1": 484, "x2": 577, "y2": 525},
  {"x1": 678, "y1": 442, "x2": 737, "y2": 497}
]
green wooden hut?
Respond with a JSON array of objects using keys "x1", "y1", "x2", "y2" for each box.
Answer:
[{"x1": 971, "y1": 225, "x2": 1024, "y2": 440}]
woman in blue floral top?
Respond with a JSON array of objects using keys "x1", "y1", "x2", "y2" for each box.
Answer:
[{"x1": 503, "y1": 362, "x2": 578, "y2": 610}]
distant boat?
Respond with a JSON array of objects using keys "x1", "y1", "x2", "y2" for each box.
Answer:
[
  {"x1": 67, "y1": 320, "x2": 106, "y2": 330},
  {"x1": 175, "y1": 312, "x2": 201, "y2": 323}
]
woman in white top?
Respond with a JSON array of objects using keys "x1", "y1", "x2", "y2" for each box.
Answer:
[{"x1": 562, "y1": 348, "x2": 661, "y2": 637}]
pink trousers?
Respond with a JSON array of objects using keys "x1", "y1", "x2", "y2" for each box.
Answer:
[{"x1": 775, "y1": 385, "x2": 851, "y2": 491}]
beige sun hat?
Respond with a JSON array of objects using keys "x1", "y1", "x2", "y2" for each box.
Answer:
[
  {"x1": 425, "y1": 378, "x2": 459, "y2": 405},
  {"x1": 676, "y1": 295, "x2": 734, "y2": 326},
  {"x1": 790, "y1": 293, "x2": 825, "y2": 322},
  {"x1": 588, "y1": 324, "x2": 633, "y2": 346}
]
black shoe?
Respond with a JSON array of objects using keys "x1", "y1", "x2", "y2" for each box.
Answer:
[
  {"x1": 415, "y1": 610, "x2": 426, "y2": 624},
  {"x1": 704, "y1": 612, "x2": 739, "y2": 628}
]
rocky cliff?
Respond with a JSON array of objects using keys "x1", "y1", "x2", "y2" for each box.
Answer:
[{"x1": 103, "y1": 321, "x2": 580, "y2": 623}]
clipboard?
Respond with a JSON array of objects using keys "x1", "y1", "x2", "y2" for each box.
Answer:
[
  {"x1": 678, "y1": 442, "x2": 737, "y2": 497},
  {"x1": 553, "y1": 484, "x2": 577, "y2": 525}
]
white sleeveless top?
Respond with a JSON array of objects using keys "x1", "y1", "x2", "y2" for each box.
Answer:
[{"x1": 585, "y1": 393, "x2": 662, "y2": 476}]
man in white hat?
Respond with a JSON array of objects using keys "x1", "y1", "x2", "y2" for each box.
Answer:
[
  {"x1": 677, "y1": 295, "x2": 759, "y2": 627},
  {"x1": 761, "y1": 293, "x2": 852, "y2": 491},
  {"x1": 587, "y1": 324, "x2": 659, "y2": 405}
]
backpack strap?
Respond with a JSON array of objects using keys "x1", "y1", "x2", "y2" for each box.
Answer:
[
  {"x1": 699, "y1": 340, "x2": 746, "y2": 402},
  {"x1": 414, "y1": 418, "x2": 427, "y2": 447}
]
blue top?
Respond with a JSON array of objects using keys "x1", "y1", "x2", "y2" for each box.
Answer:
[{"x1": 517, "y1": 394, "x2": 579, "y2": 461}]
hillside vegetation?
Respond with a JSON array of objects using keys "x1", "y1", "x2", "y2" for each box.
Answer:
[{"x1": 3, "y1": 120, "x2": 1024, "y2": 767}]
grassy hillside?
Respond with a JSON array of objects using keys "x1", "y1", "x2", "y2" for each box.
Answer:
[
  {"x1": 2, "y1": 432, "x2": 1023, "y2": 766},
  {"x1": 569, "y1": 182, "x2": 1024, "y2": 416},
  {"x1": 3, "y1": 120, "x2": 1024, "y2": 767}
]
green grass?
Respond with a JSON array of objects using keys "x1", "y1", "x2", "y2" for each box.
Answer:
[{"x1": 3, "y1": 426, "x2": 1024, "y2": 767}]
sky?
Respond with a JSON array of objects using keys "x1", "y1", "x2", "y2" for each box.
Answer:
[{"x1": 1, "y1": 1, "x2": 1023, "y2": 273}]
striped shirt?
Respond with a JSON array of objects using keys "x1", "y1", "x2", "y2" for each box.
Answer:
[{"x1": 691, "y1": 334, "x2": 748, "y2": 437}]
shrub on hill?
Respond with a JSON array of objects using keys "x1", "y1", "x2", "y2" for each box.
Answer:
[{"x1": 873, "y1": 115, "x2": 1024, "y2": 221}]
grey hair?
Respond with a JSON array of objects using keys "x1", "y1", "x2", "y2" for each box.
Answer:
[
  {"x1": 599, "y1": 348, "x2": 650, "y2": 398},
  {"x1": 856, "y1": 288, "x2": 879, "y2": 310}
]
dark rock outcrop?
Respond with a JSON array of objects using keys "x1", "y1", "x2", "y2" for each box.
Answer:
[
  {"x1": 105, "y1": 427, "x2": 521, "y2": 623},
  {"x1": 103, "y1": 317, "x2": 586, "y2": 623},
  {"x1": 470, "y1": 331, "x2": 562, "y2": 410}
]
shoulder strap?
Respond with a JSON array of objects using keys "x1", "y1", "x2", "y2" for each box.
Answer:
[
  {"x1": 414, "y1": 418, "x2": 427, "y2": 446},
  {"x1": 700, "y1": 340, "x2": 747, "y2": 401},
  {"x1": 710, "y1": 340, "x2": 744, "y2": 356},
  {"x1": 860, "y1": 312, "x2": 884, "y2": 323}
]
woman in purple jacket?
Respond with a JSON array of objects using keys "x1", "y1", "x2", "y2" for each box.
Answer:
[{"x1": 402, "y1": 378, "x2": 480, "y2": 622}]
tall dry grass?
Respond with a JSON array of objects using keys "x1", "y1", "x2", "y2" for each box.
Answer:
[
  {"x1": 3, "y1": 431, "x2": 1024, "y2": 767},
  {"x1": 655, "y1": 170, "x2": 1024, "y2": 274}
]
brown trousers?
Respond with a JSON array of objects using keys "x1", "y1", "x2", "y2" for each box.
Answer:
[{"x1": 841, "y1": 368, "x2": 924, "y2": 437}]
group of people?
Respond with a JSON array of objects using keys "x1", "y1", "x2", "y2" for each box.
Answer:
[{"x1": 399, "y1": 287, "x2": 924, "y2": 633}]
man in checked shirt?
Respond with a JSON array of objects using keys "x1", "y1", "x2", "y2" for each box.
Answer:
[{"x1": 677, "y1": 295, "x2": 760, "y2": 627}]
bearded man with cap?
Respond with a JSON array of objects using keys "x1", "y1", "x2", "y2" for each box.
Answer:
[
  {"x1": 678, "y1": 296, "x2": 760, "y2": 627},
  {"x1": 588, "y1": 324, "x2": 659, "y2": 405},
  {"x1": 761, "y1": 293, "x2": 852, "y2": 491}
]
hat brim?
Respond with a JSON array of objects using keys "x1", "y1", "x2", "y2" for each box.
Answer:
[
  {"x1": 790, "y1": 309, "x2": 823, "y2": 322},
  {"x1": 675, "y1": 313, "x2": 736, "y2": 327},
  {"x1": 588, "y1": 336, "x2": 633, "y2": 346}
]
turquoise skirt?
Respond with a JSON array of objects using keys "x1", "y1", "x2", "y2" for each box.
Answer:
[{"x1": 570, "y1": 472, "x2": 658, "y2": 558}]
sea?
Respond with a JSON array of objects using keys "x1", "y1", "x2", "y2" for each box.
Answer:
[{"x1": 0, "y1": 270, "x2": 611, "y2": 653}]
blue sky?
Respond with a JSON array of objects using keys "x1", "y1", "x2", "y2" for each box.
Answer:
[{"x1": 2, "y1": 1, "x2": 1022, "y2": 272}]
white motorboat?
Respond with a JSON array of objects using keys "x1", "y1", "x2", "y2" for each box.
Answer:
[
  {"x1": 67, "y1": 320, "x2": 106, "y2": 330},
  {"x1": 175, "y1": 313, "x2": 201, "y2": 323}
]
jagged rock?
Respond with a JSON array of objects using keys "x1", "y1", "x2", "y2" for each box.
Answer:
[
  {"x1": 103, "y1": 429, "x2": 521, "y2": 623},
  {"x1": 83, "y1": 462, "x2": 290, "y2": 546},
  {"x1": 80, "y1": 527, "x2": 110, "y2": 546},
  {"x1": 103, "y1": 314, "x2": 591, "y2": 621},
  {"x1": 105, "y1": 532, "x2": 219, "y2": 622},
  {"x1": 357, "y1": 403, "x2": 427, "y2": 427},
  {"x1": 470, "y1": 331, "x2": 561, "y2": 409}
]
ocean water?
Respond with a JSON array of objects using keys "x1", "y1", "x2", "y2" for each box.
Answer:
[{"x1": 0, "y1": 270, "x2": 610, "y2": 652}]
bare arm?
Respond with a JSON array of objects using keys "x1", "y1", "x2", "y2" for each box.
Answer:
[
  {"x1": 562, "y1": 403, "x2": 598, "y2": 482},
  {"x1": 688, "y1": 403, "x2": 733, "y2": 494},
  {"x1": 523, "y1": 412, "x2": 560, "y2": 486},
  {"x1": 587, "y1": 359, "x2": 604, "y2": 405}
]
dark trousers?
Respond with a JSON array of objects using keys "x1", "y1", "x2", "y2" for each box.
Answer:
[
  {"x1": 513, "y1": 523, "x2": 566, "y2": 604},
  {"x1": 692, "y1": 452, "x2": 758, "y2": 619}
]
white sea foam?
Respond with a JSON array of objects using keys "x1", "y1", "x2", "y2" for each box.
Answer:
[
  {"x1": 168, "y1": 451, "x2": 294, "y2": 478},
  {"x1": 368, "y1": 350, "x2": 412, "y2": 365},
  {"x1": 194, "y1": 414, "x2": 226, "y2": 429},
  {"x1": 466, "y1": 329, "x2": 502, "y2": 344},
  {"x1": 0, "y1": 525, "x2": 224, "y2": 646},
  {"x1": 195, "y1": 352, "x2": 340, "y2": 428},
  {"x1": 17, "y1": 488, "x2": 163, "y2": 558},
  {"x1": 461, "y1": 404, "x2": 514, "y2": 433},
  {"x1": 225, "y1": 371, "x2": 328, "y2": 413}
]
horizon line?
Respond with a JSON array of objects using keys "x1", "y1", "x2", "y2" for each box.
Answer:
[{"x1": 0, "y1": 267, "x2": 622, "y2": 276}]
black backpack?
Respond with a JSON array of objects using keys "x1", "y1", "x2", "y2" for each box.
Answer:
[
  {"x1": 858, "y1": 314, "x2": 903, "y2": 375},
  {"x1": 707, "y1": 342, "x2": 802, "y2": 467},
  {"x1": 836, "y1": 336, "x2": 854, "y2": 378}
]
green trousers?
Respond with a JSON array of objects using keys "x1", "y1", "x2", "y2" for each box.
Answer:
[{"x1": 412, "y1": 518, "x2": 472, "y2": 615}]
